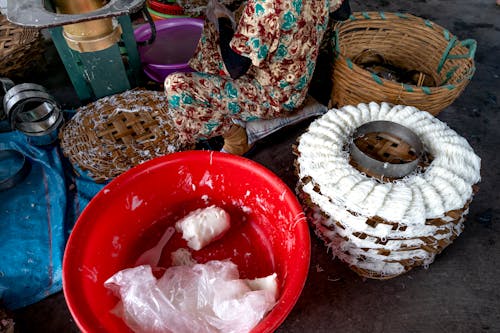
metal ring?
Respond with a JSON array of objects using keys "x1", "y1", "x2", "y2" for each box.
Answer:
[
  {"x1": 349, "y1": 121, "x2": 424, "y2": 178},
  {"x1": 16, "y1": 101, "x2": 57, "y2": 123},
  {"x1": 3, "y1": 83, "x2": 48, "y2": 112},
  {"x1": 0, "y1": 78, "x2": 15, "y2": 121},
  {"x1": 0, "y1": 149, "x2": 32, "y2": 192},
  {"x1": 6, "y1": 96, "x2": 58, "y2": 131},
  {"x1": 15, "y1": 108, "x2": 62, "y2": 135},
  {"x1": 5, "y1": 90, "x2": 55, "y2": 121},
  {"x1": 3, "y1": 83, "x2": 48, "y2": 101}
]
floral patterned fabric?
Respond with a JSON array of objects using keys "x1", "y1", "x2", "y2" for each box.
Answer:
[{"x1": 165, "y1": 0, "x2": 343, "y2": 144}]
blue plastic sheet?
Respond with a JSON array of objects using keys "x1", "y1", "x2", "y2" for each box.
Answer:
[{"x1": 0, "y1": 131, "x2": 104, "y2": 309}]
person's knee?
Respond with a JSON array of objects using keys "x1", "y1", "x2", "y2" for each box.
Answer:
[{"x1": 164, "y1": 72, "x2": 190, "y2": 95}]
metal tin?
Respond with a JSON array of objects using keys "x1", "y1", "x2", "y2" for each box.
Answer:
[
  {"x1": 6, "y1": 93, "x2": 57, "y2": 126},
  {"x1": 23, "y1": 111, "x2": 64, "y2": 146},
  {"x1": 3, "y1": 84, "x2": 50, "y2": 118},
  {"x1": 3, "y1": 83, "x2": 48, "y2": 105},
  {"x1": 6, "y1": 92, "x2": 56, "y2": 122}
]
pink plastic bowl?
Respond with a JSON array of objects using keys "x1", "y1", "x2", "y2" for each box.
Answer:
[
  {"x1": 63, "y1": 151, "x2": 311, "y2": 333},
  {"x1": 134, "y1": 18, "x2": 204, "y2": 82}
]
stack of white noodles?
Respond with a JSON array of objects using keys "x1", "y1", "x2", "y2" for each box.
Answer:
[{"x1": 295, "y1": 102, "x2": 481, "y2": 279}]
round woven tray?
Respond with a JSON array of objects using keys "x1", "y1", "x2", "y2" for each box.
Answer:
[
  {"x1": 330, "y1": 12, "x2": 476, "y2": 115},
  {"x1": 0, "y1": 14, "x2": 44, "y2": 78},
  {"x1": 59, "y1": 89, "x2": 193, "y2": 183}
]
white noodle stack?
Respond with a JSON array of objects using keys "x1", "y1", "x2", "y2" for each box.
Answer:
[{"x1": 295, "y1": 102, "x2": 481, "y2": 279}]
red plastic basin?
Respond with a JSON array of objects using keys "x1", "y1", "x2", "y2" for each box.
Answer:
[{"x1": 63, "y1": 151, "x2": 310, "y2": 333}]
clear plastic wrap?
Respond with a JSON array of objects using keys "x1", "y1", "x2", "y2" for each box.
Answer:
[{"x1": 104, "y1": 260, "x2": 277, "y2": 333}]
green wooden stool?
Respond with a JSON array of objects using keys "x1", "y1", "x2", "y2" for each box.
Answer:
[
  {"x1": 49, "y1": 15, "x2": 142, "y2": 102},
  {"x1": 4, "y1": 0, "x2": 145, "y2": 102}
]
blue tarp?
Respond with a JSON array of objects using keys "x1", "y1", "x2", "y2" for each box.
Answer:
[{"x1": 0, "y1": 130, "x2": 104, "y2": 309}]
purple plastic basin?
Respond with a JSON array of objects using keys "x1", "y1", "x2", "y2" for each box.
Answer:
[{"x1": 134, "y1": 18, "x2": 204, "y2": 82}]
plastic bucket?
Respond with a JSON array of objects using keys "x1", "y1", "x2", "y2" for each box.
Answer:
[
  {"x1": 134, "y1": 18, "x2": 203, "y2": 82},
  {"x1": 63, "y1": 151, "x2": 311, "y2": 333}
]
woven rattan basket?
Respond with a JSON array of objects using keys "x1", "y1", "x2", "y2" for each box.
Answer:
[
  {"x1": 0, "y1": 13, "x2": 44, "y2": 78},
  {"x1": 59, "y1": 89, "x2": 193, "y2": 183},
  {"x1": 330, "y1": 12, "x2": 476, "y2": 115}
]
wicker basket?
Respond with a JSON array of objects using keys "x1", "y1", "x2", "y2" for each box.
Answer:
[
  {"x1": 59, "y1": 89, "x2": 193, "y2": 183},
  {"x1": 0, "y1": 14, "x2": 44, "y2": 78},
  {"x1": 330, "y1": 12, "x2": 476, "y2": 115}
]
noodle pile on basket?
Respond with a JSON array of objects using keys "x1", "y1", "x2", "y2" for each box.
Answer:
[
  {"x1": 294, "y1": 102, "x2": 481, "y2": 279},
  {"x1": 59, "y1": 89, "x2": 192, "y2": 183}
]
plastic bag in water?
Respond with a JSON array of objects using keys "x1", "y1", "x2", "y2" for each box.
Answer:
[{"x1": 104, "y1": 260, "x2": 277, "y2": 333}]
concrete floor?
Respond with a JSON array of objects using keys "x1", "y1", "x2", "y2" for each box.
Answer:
[{"x1": 10, "y1": 0, "x2": 500, "y2": 332}]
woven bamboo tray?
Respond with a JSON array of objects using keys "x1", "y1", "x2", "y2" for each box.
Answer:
[
  {"x1": 59, "y1": 89, "x2": 193, "y2": 183},
  {"x1": 0, "y1": 14, "x2": 44, "y2": 78},
  {"x1": 330, "y1": 12, "x2": 476, "y2": 115}
]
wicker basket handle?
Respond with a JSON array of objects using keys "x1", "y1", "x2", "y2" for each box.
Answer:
[
  {"x1": 332, "y1": 23, "x2": 341, "y2": 57},
  {"x1": 437, "y1": 37, "x2": 477, "y2": 74}
]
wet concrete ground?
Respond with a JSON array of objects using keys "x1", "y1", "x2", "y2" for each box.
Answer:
[{"x1": 11, "y1": 0, "x2": 500, "y2": 332}]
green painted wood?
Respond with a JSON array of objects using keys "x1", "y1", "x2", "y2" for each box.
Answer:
[
  {"x1": 49, "y1": 16, "x2": 141, "y2": 101},
  {"x1": 117, "y1": 15, "x2": 143, "y2": 87},
  {"x1": 78, "y1": 44, "x2": 131, "y2": 99},
  {"x1": 48, "y1": 27, "x2": 93, "y2": 101}
]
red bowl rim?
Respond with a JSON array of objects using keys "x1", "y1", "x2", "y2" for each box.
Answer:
[{"x1": 147, "y1": 0, "x2": 185, "y2": 15}]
